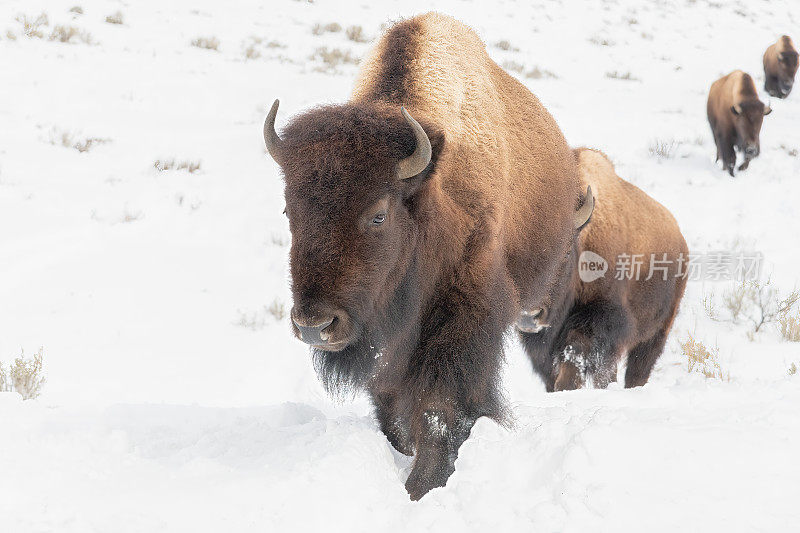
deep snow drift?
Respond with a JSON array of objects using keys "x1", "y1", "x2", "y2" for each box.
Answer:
[{"x1": 1, "y1": 0, "x2": 799, "y2": 531}]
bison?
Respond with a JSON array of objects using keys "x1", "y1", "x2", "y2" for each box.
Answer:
[
  {"x1": 263, "y1": 13, "x2": 592, "y2": 499},
  {"x1": 764, "y1": 35, "x2": 798, "y2": 99},
  {"x1": 519, "y1": 148, "x2": 688, "y2": 391},
  {"x1": 707, "y1": 70, "x2": 771, "y2": 177}
]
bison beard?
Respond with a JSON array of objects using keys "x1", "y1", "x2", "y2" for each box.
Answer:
[{"x1": 264, "y1": 13, "x2": 589, "y2": 500}]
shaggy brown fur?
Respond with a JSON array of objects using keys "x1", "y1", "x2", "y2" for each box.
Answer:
[
  {"x1": 707, "y1": 70, "x2": 771, "y2": 177},
  {"x1": 764, "y1": 35, "x2": 798, "y2": 99},
  {"x1": 521, "y1": 149, "x2": 688, "y2": 391},
  {"x1": 268, "y1": 13, "x2": 584, "y2": 500}
]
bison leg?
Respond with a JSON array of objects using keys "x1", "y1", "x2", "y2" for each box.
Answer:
[
  {"x1": 624, "y1": 328, "x2": 669, "y2": 388},
  {"x1": 720, "y1": 136, "x2": 737, "y2": 177},
  {"x1": 371, "y1": 390, "x2": 413, "y2": 456},
  {"x1": 551, "y1": 301, "x2": 631, "y2": 389},
  {"x1": 404, "y1": 407, "x2": 476, "y2": 500}
]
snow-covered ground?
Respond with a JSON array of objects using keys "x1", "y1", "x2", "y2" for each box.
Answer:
[{"x1": 1, "y1": 0, "x2": 799, "y2": 531}]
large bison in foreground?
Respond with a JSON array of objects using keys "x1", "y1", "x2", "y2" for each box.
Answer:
[
  {"x1": 519, "y1": 149, "x2": 688, "y2": 391},
  {"x1": 264, "y1": 12, "x2": 591, "y2": 499}
]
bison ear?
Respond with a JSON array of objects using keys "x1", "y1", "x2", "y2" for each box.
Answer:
[
  {"x1": 400, "y1": 128, "x2": 445, "y2": 198},
  {"x1": 730, "y1": 104, "x2": 742, "y2": 116}
]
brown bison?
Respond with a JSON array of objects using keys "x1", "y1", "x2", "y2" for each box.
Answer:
[
  {"x1": 764, "y1": 35, "x2": 798, "y2": 99},
  {"x1": 707, "y1": 70, "x2": 771, "y2": 177},
  {"x1": 263, "y1": 13, "x2": 592, "y2": 499},
  {"x1": 520, "y1": 149, "x2": 688, "y2": 391}
]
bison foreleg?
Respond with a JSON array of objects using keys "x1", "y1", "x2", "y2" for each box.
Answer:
[
  {"x1": 405, "y1": 406, "x2": 475, "y2": 501},
  {"x1": 371, "y1": 390, "x2": 414, "y2": 456}
]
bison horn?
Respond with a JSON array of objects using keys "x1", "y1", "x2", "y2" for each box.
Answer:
[
  {"x1": 397, "y1": 107, "x2": 432, "y2": 180},
  {"x1": 264, "y1": 99, "x2": 283, "y2": 160},
  {"x1": 574, "y1": 186, "x2": 594, "y2": 230}
]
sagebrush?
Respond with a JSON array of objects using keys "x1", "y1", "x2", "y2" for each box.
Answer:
[
  {"x1": 680, "y1": 334, "x2": 728, "y2": 381},
  {"x1": 1, "y1": 348, "x2": 46, "y2": 400}
]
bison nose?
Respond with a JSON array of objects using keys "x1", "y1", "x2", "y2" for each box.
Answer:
[{"x1": 292, "y1": 315, "x2": 334, "y2": 345}]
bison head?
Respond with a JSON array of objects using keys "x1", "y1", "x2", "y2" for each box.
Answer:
[
  {"x1": 775, "y1": 48, "x2": 799, "y2": 98},
  {"x1": 730, "y1": 100, "x2": 771, "y2": 159},
  {"x1": 264, "y1": 100, "x2": 442, "y2": 362}
]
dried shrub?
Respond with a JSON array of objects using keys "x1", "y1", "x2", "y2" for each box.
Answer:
[
  {"x1": 105, "y1": 11, "x2": 124, "y2": 25},
  {"x1": 244, "y1": 44, "x2": 260, "y2": 60},
  {"x1": 502, "y1": 60, "x2": 524, "y2": 74},
  {"x1": 154, "y1": 159, "x2": 201, "y2": 173},
  {"x1": 779, "y1": 310, "x2": 800, "y2": 342},
  {"x1": 606, "y1": 71, "x2": 640, "y2": 81},
  {"x1": 526, "y1": 66, "x2": 557, "y2": 79},
  {"x1": 50, "y1": 129, "x2": 109, "y2": 152},
  {"x1": 704, "y1": 277, "x2": 800, "y2": 332},
  {"x1": 236, "y1": 299, "x2": 286, "y2": 331},
  {"x1": 790, "y1": 362, "x2": 798, "y2": 376},
  {"x1": 680, "y1": 334, "x2": 728, "y2": 381},
  {"x1": 311, "y1": 47, "x2": 359, "y2": 71},
  {"x1": 69, "y1": 6, "x2": 84, "y2": 15},
  {"x1": 648, "y1": 139, "x2": 679, "y2": 159},
  {"x1": 191, "y1": 36, "x2": 219, "y2": 50},
  {"x1": 16, "y1": 12, "x2": 49, "y2": 38},
  {"x1": 268, "y1": 299, "x2": 286, "y2": 321},
  {"x1": 1, "y1": 348, "x2": 46, "y2": 400},
  {"x1": 345, "y1": 25, "x2": 369, "y2": 43},
  {"x1": 49, "y1": 25, "x2": 93, "y2": 44},
  {"x1": 494, "y1": 40, "x2": 518, "y2": 51},
  {"x1": 311, "y1": 22, "x2": 341, "y2": 35}
]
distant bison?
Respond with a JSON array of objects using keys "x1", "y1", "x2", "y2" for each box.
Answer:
[
  {"x1": 520, "y1": 148, "x2": 688, "y2": 391},
  {"x1": 263, "y1": 13, "x2": 591, "y2": 499},
  {"x1": 764, "y1": 35, "x2": 798, "y2": 99},
  {"x1": 707, "y1": 70, "x2": 771, "y2": 177}
]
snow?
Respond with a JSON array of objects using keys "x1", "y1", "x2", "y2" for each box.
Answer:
[{"x1": 1, "y1": 0, "x2": 799, "y2": 531}]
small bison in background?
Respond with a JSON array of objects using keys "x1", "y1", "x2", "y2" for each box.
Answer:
[
  {"x1": 707, "y1": 70, "x2": 771, "y2": 177},
  {"x1": 264, "y1": 13, "x2": 591, "y2": 500},
  {"x1": 519, "y1": 148, "x2": 688, "y2": 391},
  {"x1": 764, "y1": 35, "x2": 798, "y2": 99}
]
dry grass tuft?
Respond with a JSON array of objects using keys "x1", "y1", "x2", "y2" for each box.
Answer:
[
  {"x1": 494, "y1": 40, "x2": 519, "y2": 51},
  {"x1": 1, "y1": 348, "x2": 46, "y2": 400},
  {"x1": 606, "y1": 71, "x2": 640, "y2": 81},
  {"x1": 779, "y1": 310, "x2": 800, "y2": 342},
  {"x1": 50, "y1": 129, "x2": 110, "y2": 152},
  {"x1": 236, "y1": 299, "x2": 286, "y2": 330},
  {"x1": 648, "y1": 139, "x2": 679, "y2": 159},
  {"x1": 345, "y1": 25, "x2": 369, "y2": 43},
  {"x1": 311, "y1": 22, "x2": 341, "y2": 35},
  {"x1": 526, "y1": 66, "x2": 557, "y2": 79},
  {"x1": 680, "y1": 334, "x2": 728, "y2": 381},
  {"x1": 311, "y1": 47, "x2": 359, "y2": 71},
  {"x1": 16, "y1": 12, "x2": 49, "y2": 38},
  {"x1": 191, "y1": 36, "x2": 219, "y2": 51},
  {"x1": 49, "y1": 24, "x2": 93, "y2": 44},
  {"x1": 154, "y1": 159, "x2": 201, "y2": 173},
  {"x1": 69, "y1": 6, "x2": 83, "y2": 15},
  {"x1": 789, "y1": 362, "x2": 798, "y2": 376},
  {"x1": 105, "y1": 11, "x2": 124, "y2": 25}
]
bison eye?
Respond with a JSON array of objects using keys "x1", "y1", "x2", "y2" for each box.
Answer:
[{"x1": 371, "y1": 213, "x2": 386, "y2": 226}]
